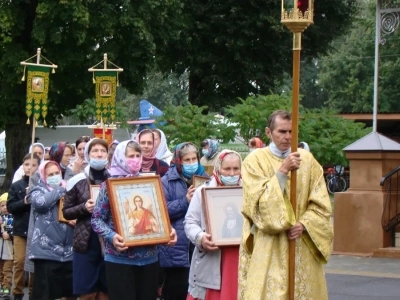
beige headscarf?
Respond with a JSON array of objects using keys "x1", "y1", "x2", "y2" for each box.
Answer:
[{"x1": 212, "y1": 149, "x2": 242, "y2": 186}]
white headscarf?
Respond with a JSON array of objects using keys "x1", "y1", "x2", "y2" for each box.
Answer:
[
  {"x1": 154, "y1": 129, "x2": 173, "y2": 161},
  {"x1": 29, "y1": 142, "x2": 45, "y2": 163}
]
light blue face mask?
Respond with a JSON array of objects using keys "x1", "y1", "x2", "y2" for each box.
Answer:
[
  {"x1": 182, "y1": 162, "x2": 198, "y2": 178},
  {"x1": 221, "y1": 175, "x2": 240, "y2": 186},
  {"x1": 46, "y1": 174, "x2": 62, "y2": 188},
  {"x1": 202, "y1": 149, "x2": 209, "y2": 157},
  {"x1": 89, "y1": 158, "x2": 108, "y2": 170}
]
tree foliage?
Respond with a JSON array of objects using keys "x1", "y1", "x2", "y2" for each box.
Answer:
[
  {"x1": 226, "y1": 94, "x2": 291, "y2": 143},
  {"x1": 156, "y1": 104, "x2": 236, "y2": 147},
  {"x1": 226, "y1": 94, "x2": 371, "y2": 165},
  {"x1": 157, "y1": 0, "x2": 358, "y2": 110},
  {"x1": 0, "y1": 0, "x2": 183, "y2": 188},
  {"x1": 299, "y1": 108, "x2": 371, "y2": 166},
  {"x1": 318, "y1": 1, "x2": 400, "y2": 112}
]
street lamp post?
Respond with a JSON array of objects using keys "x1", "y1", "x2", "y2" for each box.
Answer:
[{"x1": 281, "y1": 1, "x2": 313, "y2": 299}]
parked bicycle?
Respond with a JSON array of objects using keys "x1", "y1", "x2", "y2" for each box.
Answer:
[{"x1": 326, "y1": 166, "x2": 347, "y2": 194}]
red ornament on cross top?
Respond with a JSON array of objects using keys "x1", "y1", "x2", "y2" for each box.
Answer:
[{"x1": 297, "y1": 0, "x2": 309, "y2": 13}]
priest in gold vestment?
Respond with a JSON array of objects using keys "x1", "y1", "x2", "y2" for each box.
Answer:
[{"x1": 238, "y1": 110, "x2": 333, "y2": 300}]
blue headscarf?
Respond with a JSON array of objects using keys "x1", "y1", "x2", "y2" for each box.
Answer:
[
  {"x1": 203, "y1": 139, "x2": 219, "y2": 159},
  {"x1": 171, "y1": 142, "x2": 205, "y2": 181}
]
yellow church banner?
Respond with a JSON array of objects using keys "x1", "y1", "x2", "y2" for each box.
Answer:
[
  {"x1": 94, "y1": 71, "x2": 117, "y2": 123},
  {"x1": 26, "y1": 65, "x2": 51, "y2": 126}
]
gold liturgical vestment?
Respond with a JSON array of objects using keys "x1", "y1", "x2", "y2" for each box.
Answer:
[{"x1": 238, "y1": 148, "x2": 333, "y2": 300}]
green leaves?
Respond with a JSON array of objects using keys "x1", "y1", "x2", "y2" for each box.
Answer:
[
  {"x1": 225, "y1": 93, "x2": 371, "y2": 166},
  {"x1": 226, "y1": 94, "x2": 292, "y2": 143},
  {"x1": 156, "y1": 104, "x2": 236, "y2": 147}
]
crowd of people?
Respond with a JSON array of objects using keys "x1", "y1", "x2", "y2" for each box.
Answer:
[{"x1": 0, "y1": 111, "x2": 332, "y2": 300}]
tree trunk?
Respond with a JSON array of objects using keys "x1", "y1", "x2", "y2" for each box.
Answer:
[
  {"x1": 188, "y1": 72, "x2": 204, "y2": 106},
  {"x1": 2, "y1": 121, "x2": 31, "y2": 191}
]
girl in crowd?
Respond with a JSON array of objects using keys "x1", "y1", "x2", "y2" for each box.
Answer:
[
  {"x1": 27, "y1": 161, "x2": 76, "y2": 300},
  {"x1": 91, "y1": 140, "x2": 177, "y2": 300},
  {"x1": 7, "y1": 153, "x2": 40, "y2": 300},
  {"x1": 185, "y1": 150, "x2": 242, "y2": 300},
  {"x1": 153, "y1": 129, "x2": 173, "y2": 165},
  {"x1": 69, "y1": 136, "x2": 90, "y2": 174},
  {"x1": 136, "y1": 129, "x2": 169, "y2": 177},
  {"x1": 63, "y1": 138, "x2": 110, "y2": 300},
  {"x1": 159, "y1": 143, "x2": 209, "y2": 300},
  {"x1": 200, "y1": 139, "x2": 220, "y2": 169},
  {"x1": 12, "y1": 143, "x2": 45, "y2": 183}
]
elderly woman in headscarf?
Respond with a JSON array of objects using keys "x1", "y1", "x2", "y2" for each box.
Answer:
[
  {"x1": 27, "y1": 160, "x2": 76, "y2": 300},
  {"x1": 152, "y1": 129, "x2": 173, "y2": 165},
  {"x1": 200, "y1": 139, "x2": 220, "y2": 170},
  {"x1": 184, "y1": 150, "x2": 242, "y2": 300},
  {"x1": 12, "y1": 142, "x2": 45, "y2": 183},
  {"x1": 136, "y1": 129, "x2": 169, "y2": 177},
  {"x1": 158, "y1": 143, "x2": 209, "y2": 300},
  {"x1": 63, "y1": 138, "x2": 110, "y2": 300},
  {"x1": 91, "y1": 140, "x2": 177, "y2": 300}
]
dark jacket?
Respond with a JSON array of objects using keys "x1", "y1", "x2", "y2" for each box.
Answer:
[
  {"x1": 158, "y1": 166, "x2": 208, "y2": 268},
  {"x1": 140, "y1": 158, "x2": 169, "y2": 178},
  {"x1": 63, "y1": 169, "x2": 109, "y2": 253},
  {"x1": 7, "y1": 176, "x2": 30, "y2": 237}
]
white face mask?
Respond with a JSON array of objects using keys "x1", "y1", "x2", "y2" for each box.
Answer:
[
  {"x1": 269, "y1": 141, "x2": 290, "y2": 158},
  {"x1": 46, "y1": 174, "x2": 62, "y2": 188}
]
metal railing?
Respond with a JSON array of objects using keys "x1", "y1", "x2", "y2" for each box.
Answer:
[{"x1": 381, "y1": 166, "x2": 400, "y2": 245}]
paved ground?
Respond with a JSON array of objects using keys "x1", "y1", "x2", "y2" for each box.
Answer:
[
  {"x1": 326, "y1": 255, "x2": 400, "y2": 299},
  {"x1": 8, "y1": 255, "x2": 400, "y2": 299}
]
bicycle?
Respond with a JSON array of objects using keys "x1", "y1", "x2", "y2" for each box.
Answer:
[{"x1": 326, "y1": 166, "x2": 347, "y2": 194}]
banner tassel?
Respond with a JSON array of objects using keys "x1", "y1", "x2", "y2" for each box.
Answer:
[
  {"x1": 26, "y1": 118, "x2": 30, "y2": 125},
  {"x1": 92, "y1": 72, "x2": 96, "y2": 84},
  {"x1": 21, "y1": 65, "x2": 26, "y2": 82}
]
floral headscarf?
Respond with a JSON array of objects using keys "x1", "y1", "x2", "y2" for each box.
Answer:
[
  {"x1": 213, "y1": 149, "x2": 242, "y2": 186},
  {"x1": 49, "y1": 142, "x2": 67, "y2": 165},
  {"x1": 136, "y1": 129, "x2": 156, "y2": 172},
  {"x1": 154, "y1": 129, "x2": 172, "y2": 160},
  {"x1": 109, "y1": 140, "x2": 142, "y2": 176},
  {"x1": 170, "y1": 142, "x2": 205, "y2": 181},
  {"x1": 203, "y1": 139, "x2": 219, "y2": 159},
  {"x1": 38, "y1": 160, "x2": 65, "y2": 190}
]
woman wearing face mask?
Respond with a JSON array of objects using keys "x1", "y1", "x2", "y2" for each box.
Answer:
[
  {"x1": 184, "y1": 150, "x2": 242, "y2": 300},
  {"x1": 158, "y1": 143, "x2": 209, "y2": 300},
  {"x1": 63, "y1": 138, "x2": 109, "y2": 300},
  {"x1": 200, "y1": 139, "x2": 220, "y2": 171},
  {"x1": 27, "y1": 161, "x2": 76, "y2": 300},
  {"x1": 24, "y1": 142, "x2": 76, "y2": 278},
  {"x1": 69, "y1": 136, "x2": 91, "y2": 175},
  {"x1": 136, "y1": 129, "x2": 169, "y2": 177},
  {"x1": 91, "y1": 140, "x2": 177, "y2": 300}
]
